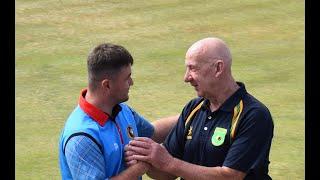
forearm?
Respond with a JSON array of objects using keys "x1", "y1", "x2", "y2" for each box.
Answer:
[
  {"x1": 110, "y1": 162, "x2": 148, "y2": 180},
  {"x1": 146, "y1": 166, "x2": 177, "y2": 180},
  {"x1": 125, "y1": 137, "x2": 245, "y2": 180},
  {"x1": 167, "y1": 158, "x2": 245, "y2": 180},
  {"x1": 151, "y1": 114, "x2": 179, "y2": 143}
]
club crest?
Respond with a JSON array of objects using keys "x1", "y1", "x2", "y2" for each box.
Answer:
[
  {"x1": 127, "y1": 126, "x2": 135, "y2": 139},
  {"x1": 211, "y1": 127, "x2": 227, "y2": 146}
]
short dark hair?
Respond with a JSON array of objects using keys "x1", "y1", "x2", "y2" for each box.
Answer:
[{"x1": 87, "y1": 43, "x2": 133, "y2": 89}]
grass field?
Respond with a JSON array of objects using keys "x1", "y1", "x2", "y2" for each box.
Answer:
[{"x1": 16, "y1": 0, "x2": 304, "y2": 179}]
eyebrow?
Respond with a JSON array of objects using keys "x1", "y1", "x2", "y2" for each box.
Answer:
[
  {"x1": 185, "y1": 61, "x2": 195, "y2": 66},
  {"x1": 186, "y1": 63, "x2": 197, "y2": 69}
]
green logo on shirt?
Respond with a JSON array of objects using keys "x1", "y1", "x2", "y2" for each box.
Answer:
[{"x1": 211, "y1": 127, "x2": 227, "y2": 146}]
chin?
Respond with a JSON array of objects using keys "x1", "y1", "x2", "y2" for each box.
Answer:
[
  {"x1": 123, "y1": 96, "x2": 129, "y2": 102},
  {"x1": 117, "y1": 97, "x2": 129, "y2": 104}
]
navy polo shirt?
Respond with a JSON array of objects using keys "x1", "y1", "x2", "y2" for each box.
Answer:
[{"x1": 163, "y1": 82, "x2": 273, "y2": 179}]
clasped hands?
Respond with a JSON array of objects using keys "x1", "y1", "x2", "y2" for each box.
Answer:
[{"x1": 124, "y1": 137, "x2": 174, "y2": 172}]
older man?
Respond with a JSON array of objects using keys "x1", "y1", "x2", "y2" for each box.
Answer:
[{"x1": 126, "y1": 37, "x2": 274, "y2": 180}]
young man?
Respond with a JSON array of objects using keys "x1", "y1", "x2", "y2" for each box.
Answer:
[
  {"x1": 125, "y1": 37, "x2": 274, "y2": 180},
  {"x1": 59, "y1": 43, "x2": 178, "y2": 179}
]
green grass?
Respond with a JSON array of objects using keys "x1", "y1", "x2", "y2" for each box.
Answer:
[{"x1": 16, "y1": 0, "x2": 304, "y2": 179}]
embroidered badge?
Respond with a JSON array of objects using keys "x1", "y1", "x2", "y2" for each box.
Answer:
[
  {"x1": 211, "y1": 127, "x2": 227, "y2": 146},
  {"x1": 187, "y1": 126, "x2": 193, "y2": 140},
  {"x1": 127, "y1": 126, "x2": 135, "y2": 139}
]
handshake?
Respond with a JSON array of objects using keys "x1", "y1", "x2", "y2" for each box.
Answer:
[{"x1": 124, "y1": 137, "x2": 175, "y2": 177}]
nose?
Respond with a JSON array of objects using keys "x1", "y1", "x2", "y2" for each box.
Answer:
[
  {"x1": 129, "y1": 77, "x2": 134, "y2": 86},
  {"x1": 184, "y1": 69, "x2": 191, "y2": 82}
]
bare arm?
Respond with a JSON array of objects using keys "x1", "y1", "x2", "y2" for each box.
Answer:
[
  {"x1": 127, "y1": 137, "x2": 246, "y2": 180},
  {"x1": 167, "y1": 158, "x2": 245, "y2": 180},
  {"x1": 144, "y1": 158, "x2": 244, "y2": 180},
  {"x1": 110, "y1": 161, "x2": 150, "y2": 180},
  {"x1": 146, "y1": 166, "x2": 177, "y2": 180},
  {"x1": 151, "y1": 114, "x2": 179, "y2": 143}
]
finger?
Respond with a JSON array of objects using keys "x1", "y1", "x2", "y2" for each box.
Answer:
[
  {"x1": 124, "y1": 144, "x2": 130, "y2": 151},
  {"x1": 127, "y1": 154, "x2": 149, "y2": 162},
  {"x1": 125, "y1": 155, "x2": 136, "y2": 162},
  {"x1": 126, "y1": 160, "x2": 137, "y2": 167},
  {"x1": 124, "y1": 150, "x2": 136, "y2": 157},
  {"x1": 129, "y1": 140, "x2": 150, "y2": 149},
  {"x1": 124, "y1": 144, "x2": 138, "y2": 151},
  {"x1": 126, "y1": 154, "x2": 149, "y2": 164},
  {"x1": 125, "y1": 155, "x2": 131, "y2": 162},
  {"x1": 131, "y1": 154, "x2": 150, "y2": 162},
  {"x1": 133, "y1": 137, "x2": 154, "y2": 143},
  {"x1": 126, "y1": 145, "x2": 150, "y2": 156}
]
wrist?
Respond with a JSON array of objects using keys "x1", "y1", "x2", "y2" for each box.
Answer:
[
  {"x1": 137, "y1": 161, "x2": 151, "y2": 173},
  {"x1": 164, "y1": 157, "x2": 177, "y2": 173}
]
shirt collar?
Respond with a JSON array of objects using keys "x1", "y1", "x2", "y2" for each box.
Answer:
[
  {"x1": 201, "y1": 82, "x2": 247, "y2": 112},
  {"x1": 78, "y1": 88, "x2": 122, "y2": 126},
  {"x1": 220, "y1": 82, "x2": 247, "y2": 112}
]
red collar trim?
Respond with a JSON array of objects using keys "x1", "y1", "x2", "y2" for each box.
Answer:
[{"x1": 79, "y1": 89, "x2": 109, "y2": 126}]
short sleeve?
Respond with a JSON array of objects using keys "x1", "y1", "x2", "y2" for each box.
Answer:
[
  {"x1": 163, "y1": 114, "x2": 186, "y2": 159},
  {"x1": 64, "y1": 135, "x2": 107, "y2": 179},
  {"x1": 223, "y1": 107, "x2": 274, "y2": 173},
  {"x1": 130, "y1": 108, "x2": 154, "y2": 138}
]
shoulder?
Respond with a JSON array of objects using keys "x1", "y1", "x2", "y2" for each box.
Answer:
[
  {"x1": 63, "y1": 133, "x2": 103, "y2": 155},
  {"x1": 183, "y1": 97, "x2": 204, "y2": 112},
  {"x1": 119, "y1": 103, "x2": 139, "y2": 118},
  {"x1": 118, "y1": 103, "x2": 131, "y2": 111},
  {"x1": 119, "y1": 103, "x2": 139, "y2": 114},
  {"x1": 243, "y1": 94, "x2": 272, "y2": 118},
  {"x1": 65, "y1": 135, "x2": 102, "y2": 156},
  {"x1": 62, "y1": 107, "x2": 102, "y2": 146},
  {"x1": 240, "y1": 94, "x2": 273, "y2": 128},
  {"x1": 178, "y1": 97, "x2": 205, "y2": 121}
]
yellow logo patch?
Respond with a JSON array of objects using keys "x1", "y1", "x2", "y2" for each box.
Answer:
[{"x1": 187, "y1": 126, "x2": 193, "y2": 140}]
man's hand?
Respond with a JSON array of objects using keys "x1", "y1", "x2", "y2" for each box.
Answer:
[
  {"x1": 125, "y1": 137, "x2": 174, "y2": 172},
  {"x1": 133, "y1": 161, "x2": 151, "y2": 174},
  {"x1": 124, "y1": 145, "x2": 138, "y2": 167},
  {"x1": 110, "y1": 160, "x2": 151, "y2": 180}
]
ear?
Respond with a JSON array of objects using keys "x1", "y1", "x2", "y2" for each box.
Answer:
[
  {"x1": 214, "y1": 60, "x2": 224, "y2": 78},
  {"x1": 101, "y1": 79, "x2": 111, "y2": 92}
]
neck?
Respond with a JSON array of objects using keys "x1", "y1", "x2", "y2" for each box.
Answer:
[
  {"x1": 208, "y1": 81, "x2": 239, "y2": 112},
  {"x1": 85, "y1": 89, "x2": 114, "y2": 115}
]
